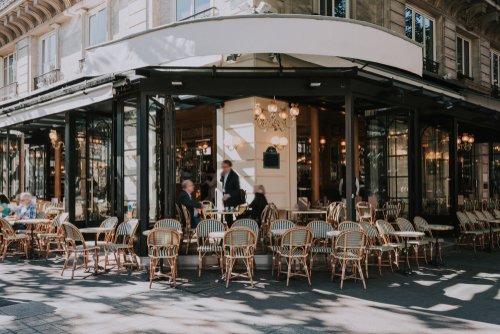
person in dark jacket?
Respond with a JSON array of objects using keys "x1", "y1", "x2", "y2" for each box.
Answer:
[
  {"x1": 178, "y1": 180, "x2": 202, "y2": 228},
  {"x1": 220, "y1": 160, "x2": 241, "y2": 226},
  {"x1": 247, "y1": 185, "x2": 268, "y2": 225}
]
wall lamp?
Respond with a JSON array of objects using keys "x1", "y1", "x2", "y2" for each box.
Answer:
[
  {"x1": 271, "y1": 135, "x2": 288, "y2": 151},
  {"x1": 224, "y1": 136, "x2": 242, "y2": 151}
]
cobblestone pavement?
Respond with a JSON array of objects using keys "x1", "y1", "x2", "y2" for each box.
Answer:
[{"x1": 0, "y1": 248, "x2": 499, "y2": 334}]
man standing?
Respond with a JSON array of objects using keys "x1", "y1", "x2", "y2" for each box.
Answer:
[
  {"x1": 220, "y1": 160, "x2": 241, "y2": 226},
  {"x1": 178, "y1": 180, "x2": 202, "y2": 228}
]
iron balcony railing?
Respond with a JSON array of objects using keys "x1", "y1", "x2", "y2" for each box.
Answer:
[
  {"x1": 180, "y1": 7, "x2": 218, "y2": 21},
  {"x1": 493, "y1": 84, "x2": 499, "y2": 98},
  {"x1": 34, "y1": 69, "x2": 60, "y2": 89},
  {"x1": 423, "y1": 57, "x2": 439, "y2": 74},
  {"x1": 0, "y1": 82, "x2": 17, "y2": 101}
]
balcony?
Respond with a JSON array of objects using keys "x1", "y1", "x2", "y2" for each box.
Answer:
[
  {"x1": 0, "y1": 82, "x2": 17, "y2": 101},
  {"x1": 34, "y1": 69, "x2": 60, "y2": 90},
  {"x1": 423, "y1": 57, "x2": 439, "y2": 74}
]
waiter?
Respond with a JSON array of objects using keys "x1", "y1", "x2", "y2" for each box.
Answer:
[{"x1": 220, "y1": 160, "x2": 241, "y2": 226}]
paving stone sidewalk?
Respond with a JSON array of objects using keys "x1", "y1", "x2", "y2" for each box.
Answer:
[{"x1": 0, "y1": 248, "x2": 499, "y2": 334}]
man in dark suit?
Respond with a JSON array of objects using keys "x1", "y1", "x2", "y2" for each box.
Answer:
[
  {"x1": 178, "y1": 180, "x2": 202, "y2": 228},
  {"x1": 220, "y1": 160, "x2": 241, "y2": 226}
]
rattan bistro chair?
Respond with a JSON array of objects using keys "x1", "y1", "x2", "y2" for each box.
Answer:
[
  {"x1": 338, "y1": 221, "x2": 361, "y2": 232},
  {"x1": 0, "y1": 218, "x2": 29, "y2": 261},
  {"x1": 223, "y1": 227, "x2": 257, "y2": 288},
  {"x1": 104, "y1": 219, "x2": 139, "y2": 271},
  {"x1": 276, "y1": 226, "x2": 313, "y2": 287},
  {"x1": 414, "y1": 216, "x2": 443, "y2": 261},
  {"x1": 269, "y1": 219, "x2": 295, "y2": 274},
  {"x1": 307, "y1": 220, "x2": 333, "y2": 276},
  {"x1": 196, "y1": 219, "x2": 225, "y2": 277},
  {"x1": 37, "y1": 212, "x2": 69, "y2": 259},
  {"x1": 359, "y1": 222, "x2": 396, "y2": 277},
  {"x1": 147, "y1": 228, "x2": 181, "y2": 288},
  {"x1": 154, "y1": 218, "x2": 182, "y2": 232},
  {"x1": 233, "y1": 219, "x2": 259, "y2": 236},
  {"x1": 396, "y1": 217, "x2": 429, "y2": 268},
  {"x1": 95, "y1": 216, "x2": 118, "y2": 246},
  {"x1": 60, "y1": 222, "x2": 99, "y2": 279},
  {"x1": 331, "y1": 229, "x2": 367, "y2": 289}
]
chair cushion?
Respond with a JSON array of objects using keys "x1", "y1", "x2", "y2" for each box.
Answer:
[
  {"x1": 224, "y1": 248, "x2": 253, "y2": 258},
  {"x1": 149, "y1": 248, "x2": 178, "y2": 258},
  {"x1": 37, "y1": 233, "x2": 59, "y2": 238},
  {"x1": 408, "y1": 240, "x2": 429, "y2": 246},
  {"x1": 310, "y1": 246, "x2": 333, "y2": 254},
  {"x1": 367, "y1": 245, "x2": 394, "y2": 252},
  {"x1": 277, "y1": 248, "x2": 307, "y2": 257},
  {"x1": 7, "y1": 234, "x2": 28, "y2": 241},
  {"x1": 105, "y1": 243, "x2": 133, "y2": 250},
  {"x1": 197, "y1": 245, "x2": 223, "y2": 253},
  {"x1": 333, "y1": 251, "x2": 362, "y2": 260}
]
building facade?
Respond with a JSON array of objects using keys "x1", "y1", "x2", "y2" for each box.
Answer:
[{"x1": 0, "y1": 0, "x2": 499, "y2": 252}]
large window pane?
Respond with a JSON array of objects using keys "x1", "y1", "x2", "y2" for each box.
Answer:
[
  {"x1": 464, "y1": 40, "x2": 470, "y2": 76},
  {"x1": 415, "y1": 13, "x2": 423, "y2": 44},
  {"x1": 334, "y1": 0, "x2": 347, "y2": 18},
  {"x1": 176, "y1": 0, "x2": 193, "y2": 20},
  {"x1": 75, "y1": 120, "x2": 87, "y2": 221},
  {"x1": 457, "y1": 37, "x2": 463, "y2": 74},
  {"x1": 405, "y1": 8, "x2": 413, "y2": 39},
  {"x1": 148, "y1": 96, "x2": 164, "y2": 222},
  {"x1": 89, "y1": 8, "x2": 108, "y2": 46},
  {"x1": 424, "y1": 17, "x2": 434, "y2": 60},
  {"x1": 124, "y1": 98, "x2": 138, "y2": 218},
  {"x1": 493, "y1": 53, "x2": 499, "y2": 85}
]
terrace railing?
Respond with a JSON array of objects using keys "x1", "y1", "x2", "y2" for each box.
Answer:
[
  {"x1": 34, "y1": 69, "x2": 60, "y2": 89},
  {"x1": 0, "y1": 82, "x2": 17, "y2": 101},
  {"x1": 493, "y1": 84, "x2": 499, "y2": 98},
  {"x1": 423, "y1": 57, "x2": 439, "y2": 74}
]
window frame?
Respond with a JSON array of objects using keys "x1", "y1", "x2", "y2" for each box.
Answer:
[
  {"x1": 456, "y1": 34, "x2": 472, "y2": 78},
  {"x1": 174, "y1": 0, "x2": 213, "y2": 21},
  {"x1": 491, "y1": 50, "x2": 500, "y2": 87},
  {"x1": 3, "y1": 52, "x2": 16, "y2": 87},
  {"x1": 39, "y1": 30, "x2": 58, "y2": 76},
  {"x1": 87, "y1": 4, "x2": 109, "y2": 47},
  {"x1": 405, "y1": 5, "x2": 436, "y2": 61},
  {"x1": 317, "y1": 0, "x2": 350, "y2": 18}
]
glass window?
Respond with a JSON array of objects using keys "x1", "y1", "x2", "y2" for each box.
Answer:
[
  {"x1": 89, "y1": 7, "x2": 108, "y2": 46},
  {"x1": 492, "y1": 52, "x2": 499, "y2": 86},
  {"x1": 491, "y1": 144, "x2": 500, "y2": 198},
  {"x1": 41, "y1": 33, "x2": 57, "y2": 74},
  {"x1": 177, "y1": 0, "x2": 211, "y2": 20},
  {"x1": 148, "y1": 96, "x2": 164, "y2": 222},
  {"x1": 26, "y1": 145, "x2": 46, "y2": 199},
  {"x1": 422, "y1": 126, "x2": 450, "y2": 215},
  {"x1": 3, "y1": 53, "x2": 16, "y2": 86},
  {"x1": 405, "y1": 6, "x2": 434, "y2": 60},
  {"x1": 457, "y1": 35, "x2": 472, "y2": 77},
  {"x1": 319, "y1": 0, "x2": 348, "y2": 18},
  {"x1": 124, "y1": 98, "x2": 138, "y2": 218}
]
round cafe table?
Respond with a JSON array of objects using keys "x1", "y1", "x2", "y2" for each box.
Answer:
[
  {"x1": 391, "y1": 231, "x2": 424, "y2": 276},
  {"x1": 79, "y1": 227, "x2": 114, "y2": 275},
  {"x1": 12, "y1": 218, "x2": 52, "y2": 259},
  {"x1": 427, "y1": 224, "x2": 454, "y2": 266}
]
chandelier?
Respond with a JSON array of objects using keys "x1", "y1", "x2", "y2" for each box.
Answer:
[
  {"x1": 254, "y1": 97, "x2": 299, "y2": 132},
  {"x1": 457, "y1": 133, "x2": 474, "y2": 151}
]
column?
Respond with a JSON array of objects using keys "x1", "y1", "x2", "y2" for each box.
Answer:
[
  {"x1": 310, "y1": 107, "x2": 320, "y2": 203},
  {"x1": 137, "y1": 93, "x2": 149, "y2": 255},
  {"x1": 345, "y1": 94, "x2": 356, "y2": 220},
  {"x1": 54, "y1": 144, "x2": 61, "y2": 200}
]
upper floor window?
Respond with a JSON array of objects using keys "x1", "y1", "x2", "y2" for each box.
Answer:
[
  {"x1": 405, "y1": 6, "x2": 435, "y2": 61},
  {"x1": 176, "y1": 0, "x2": 211, "y2": 21},
  {"x1": 319, "y1": 0, "x2": 348, "y2": 18},
  {"x1": 3, "y1": 53, "x2": 16, "y2": 86},
  {"x1": 457, "y1": 35, "x2": 472, "y2": 78},
  {"x1": 89, "y1": 7, "x2": 108, "y2": 47},
  {"x1": 492, "y1": 51, "x2": 499, "y2": 86},
  {"x1": 41, "y1": 32, "x2": 57, "y2": 74}
]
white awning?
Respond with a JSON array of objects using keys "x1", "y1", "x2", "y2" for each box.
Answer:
[
  {"x1": 0, "y1": 83, "x2": 113, "y2": 128},
  {"x1": 84, "y1": 15, "x2": 423, "y2": 77}
]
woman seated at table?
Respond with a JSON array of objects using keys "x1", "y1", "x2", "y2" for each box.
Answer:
[
  {"x1": 0, "y1": 194, "x2": 10, "y2": 217},
  {"x1": 245, "y1": 185, "x2": 268, "y2": 225}
]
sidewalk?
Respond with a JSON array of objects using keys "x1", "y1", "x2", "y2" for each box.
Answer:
[{"x1": 0, "y1": 248, "x2": 499, "y2": 334}]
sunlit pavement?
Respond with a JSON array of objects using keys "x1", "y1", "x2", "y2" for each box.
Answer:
[{"x1": 0, "y1": 248, "x2": 499, "y2": 334}]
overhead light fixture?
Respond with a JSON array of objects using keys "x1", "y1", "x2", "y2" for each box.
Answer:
[
  {"x1": 457, "y1": 133, "x2": 474, "y2": 151},
  {"x1": 254, "y1": 97, "x2": 299, "y2": 132},
  {"x1": 171, "y1": 80, "x2": 183, "y2": 87},
  {"x1": 309, "y1": 82, "x2": 322, "y2": 88},
  {"x1": 320, "y1": 136, "x2": 327, "y2": 151}
]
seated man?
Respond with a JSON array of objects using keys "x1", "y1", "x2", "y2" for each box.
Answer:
[
  {"x1": 178, "y1": 180, "x2": 202, "y2": 228},
  {"x1": 12, "y1": 192, "x2": 37, "y2": 231}
]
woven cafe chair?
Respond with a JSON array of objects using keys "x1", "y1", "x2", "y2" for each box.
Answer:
[
  {"x1": 307, "y1": 220, "x2": 333, "y2": 276},
  {"x1": 331, "y1": 229, "x2": 367, "y2": 289},
  {"x1": 104, "y1": 219, "x2": 140, "y2": 271},
  {"x1": 414, "y1": 216, "x2": 444, "y2": 261},
  {"x1": 359, "y1": 221, "x2": 396, "y2": 277},
  {"x1": 60, "y1": 222, "x2": 99, "y2": 279},
  {"x1": 480, "y1": 210, "x2": 500, "y2": 247},
  {"x1": 95, "y1": 216, "x2": 118, "y2": 246},
  {"x1": 396, "y1": 217, "x2": 429, "y2": 268},
  {"x1": 494, "y1": 209, "x2": 500, "y2": 219},
  {"x1": 269, "y1": 219, "x2": 295, "y2": 274},
  {"x1": 196, "y1": 219, "x2": 225, "y2": 277},
  {"x1": 233, "y1": 219, "x2": 259, "y2": 237},
  {"x1": 223, "y1": 227, "x2": 257, "y2": 288},
  {"x1": 155, "y1": 218, "x2": 182, "y2": 232},
  {"x1": 338, "y1": 221, "x2": 361, "y2": 232},
  {"x1": 383, "y1": 201, "x2": 400, "y2": 222},
  {"x1": 0, "y1": 218, "x2": 29, "y2": 261},
  {"x1": 456, "y1": 211, "x2": 483, "y2": 253},
  {"x1": 465, "y1": 211, "x2": 488, "y2": 248},
  {"x1": 201, "y1": 200, "x2": 216, "y2": 219},
  {"x1": 260, "y1": 203, "x2": 279, "y2": 248},
  {"x1": 356, "y1": 202, "x2": 374, "y2": 224},
  {"x1": 181, "y1": 205, "x2": 197, "y2": 255},
  {"x1": 327, "y1": 202, "x2": 345, "y2": 229},
  {"x1": 37, "y1": 212, "x2": 69, "y2": 259},
  {"x1": 147, "y1": 228, "x2": 181, "y2": 288},
  {"x1": 475, "y1": 210, "x2": 499, "y2": 248},
  {"x1": 276, "y1": 226, "x2": 313, "y2": 287}
]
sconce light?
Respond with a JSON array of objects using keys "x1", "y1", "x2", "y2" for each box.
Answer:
[
  {"x1": 320, "y1": 136, "x2": 327, "y2": 151},
  {"x1": 271, "y1": 135, "x2": 288, "y2": 151},
  {"x1": 225, "y1": 136, "x2": 242, "y2": 151}
]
